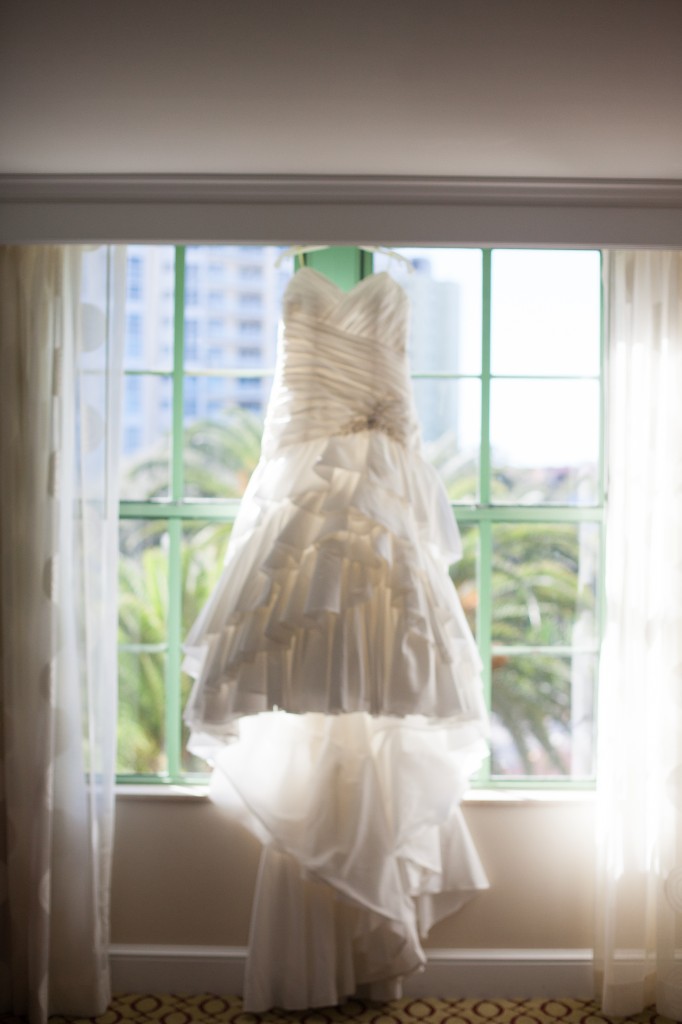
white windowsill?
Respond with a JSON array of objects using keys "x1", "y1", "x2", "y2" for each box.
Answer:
[
  {"x1": 116, "y1": 783, "x2": 211, "y2": 801},
  {"x1": 465, "y1": 787, "x2": 596, "y2": 806},
  {"x1": 115, "y1": 783, "x2": 596, "y2": 805}
]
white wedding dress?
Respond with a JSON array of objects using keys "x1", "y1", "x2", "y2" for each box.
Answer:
[{"x1": 183, "y1": 268, "x2": 489, "y2": 1010}]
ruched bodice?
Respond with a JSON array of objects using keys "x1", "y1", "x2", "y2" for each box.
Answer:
[{"x1": 262, "y1": 269, "x2": 421, "y2": 455}]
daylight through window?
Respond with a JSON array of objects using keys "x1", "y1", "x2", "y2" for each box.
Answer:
[{"x1": 117, "y1": 245, "x2": 603, "y2": 785}]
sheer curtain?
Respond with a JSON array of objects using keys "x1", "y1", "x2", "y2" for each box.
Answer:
[
  {"x1": 0, "y1": 246, "x2": 126, "y2": 1023},
  {"x1": 596, "y1": 250, "x2": 682, "y2": 1018}
]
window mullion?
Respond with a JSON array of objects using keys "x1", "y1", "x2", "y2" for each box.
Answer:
[
  {"x1": 172, "y1": 246, "x2": 186, "y2": 501},
  {"x1": 476, "y1": 249, "x2": 493, "y2": 784},
  {"x1": 166, "y1": 518, "x2": 183, "y2": 779},
  {"x1": 480, "y1": 249, "x2": 492, "y2": 507},
  {"x1": 477, "y1": 521, "x2": 493, "y2": 787},
  {"x1": 165, "y1": 245, "x2": 187, "y2": 779}
]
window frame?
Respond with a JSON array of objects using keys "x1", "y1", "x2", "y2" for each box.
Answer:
[{"x1": 117, "y1": 244, "x2": 605, "y2": 789}]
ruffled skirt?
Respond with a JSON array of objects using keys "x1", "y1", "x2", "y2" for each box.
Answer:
[{"x1": 183, "y1": 430, "x2": 489, "y2": 1009}]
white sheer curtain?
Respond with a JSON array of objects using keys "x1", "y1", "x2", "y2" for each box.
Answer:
[
  {"x1": 0, "y1": 246, "x2": 126, "y2": 1022},
  {"x1": 596, "y1": 250, "x2": 682, "y2": 1018}
]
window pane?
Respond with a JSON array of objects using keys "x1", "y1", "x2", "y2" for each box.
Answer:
[
  {"x1": 184, "y1": 245, "x2": 293, "y2": 373},
  {"x1": 124, "y1": 245, "x2": 175, "y2": 371},
  {"x1": 117, "y1": 651, "x2": 167, "y2": 774},
  {"x1": 183, "y1": 372, "x2": 274, "y2": 428},
  {"x1": 119, "y1": 519, "x2": 169, "y2": 643},
  {"x1": 181, "y1": 520, "x2": 234, "y2": 636},
  {"x1": 492, "y1": 522, "x2": 600, "y2": 647},
  {"x1": 184, "y1": 384, "x2": 266, "y2": 499},
  {"x1": 181, "y1": 669, "x2": 210, "y2": 772},
  {"x1": 373, "y1": 247, "x2": 483, "y2": 375},
  {"x1": 490, "y1": 652, "x2": 597, "y2": 778},
  {"x1": 491, "y1": 250, "x2": 601, "y2": 376},
  {"x1": 490, "y1": 379, "x2": 600, "y2": 504},
  {"x1": 118, "y1": 519, "x2": 169, "y2": 774},
  {"x1": 450, "y1": 523, "x2": 478, "y2": 640},
  {"x1": 119, "y1": 374, "x2": 172, "y2": 499},
  {"x1": 181, "y1": 519, "x2": 236, "y2": 771},
  {"x1": 413, "y1": 378, "x2": 480, "y2": 502}
]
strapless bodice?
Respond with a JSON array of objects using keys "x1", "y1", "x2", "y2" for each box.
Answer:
[{"x1": 261, "y1": 269, "x2": 421, "y2": 456}]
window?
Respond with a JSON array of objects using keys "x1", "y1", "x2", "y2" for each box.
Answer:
[
  {"x1": 123, "y1": 425, "x2": 142, "y2": 455},
  {"x1": 185, "y1": 264, "x2": 198, "y2": 308},
  {"x1": 125, "y1": 313, "x2": 143, "y2": 361},
  {"x1": 238, "y1": 319, "x2": 262, "y2": 337},
  {"x1": 184, "y1": 376, "x2": 198, "y2": 419},
  {"x1": 239, "y1": 291, "x2": 262, "y2": 310},
  {"x1": 184, "y1": 319, "x2": 198, "y2": 362},
  {"x1": 127, "y1": 255, "x2": 143, "y2": 301},
  {"x1": 118, "y1": 246, "x2": 285, "y2": 780},
  {"x1": 239, "y1": 264, "x2": 263, "y2": 281},
  {"x1": 238, "y1": 345, "x2": 261, "y2": 360},
  {"x1": 117, "y1": 245, "x2": 603, "y2": 786},
  {"x1": 126, "y1": 374, "x2": 143, "y2": 413}
]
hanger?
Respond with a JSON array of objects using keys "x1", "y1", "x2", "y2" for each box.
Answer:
[{"x1": 275, "y1": 245, "x2": 415, "y2": 272}]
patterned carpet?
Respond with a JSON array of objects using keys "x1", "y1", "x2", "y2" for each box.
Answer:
[{"x1": 1, "y1": 995, "x2": 676, "y2": 1024}]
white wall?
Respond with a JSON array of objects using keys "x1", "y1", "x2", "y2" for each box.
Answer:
[
  {"x1": 1, "y1": 0, "x2": 681, "y2": 178},
  {"x1": 111, "y1": 795, "x2": 595, "y2": 951}
]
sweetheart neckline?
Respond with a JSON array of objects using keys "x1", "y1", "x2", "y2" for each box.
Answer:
[{"x1": 288, "y1": 266, "x2": 406, "y2": 303}]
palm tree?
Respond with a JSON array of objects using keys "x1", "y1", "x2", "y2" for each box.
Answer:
[
  {"x1": 117, "y1": 409, "x2": 260, "y2": 772},
  {"x1": 439, "y1": 435, "x2": 596, "y2": 777},
  {"x1": 118, "y1": 543, "x2": 168, "y2": 772}
]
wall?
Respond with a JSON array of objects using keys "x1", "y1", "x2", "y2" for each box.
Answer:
[
  {"x1": 1, "y1": 0, "x2": 681, "y2": 179},
  {"x1": 111, "y1": 794, "x2": 596, "y2": 951}
]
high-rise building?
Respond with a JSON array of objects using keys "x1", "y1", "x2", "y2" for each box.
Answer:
[
  {"x1": 121, "y1": 246, "x2": 293, "y2": 459},
  {"x1": 121, "y1": 248, "x2": 469, "y2": 492}
]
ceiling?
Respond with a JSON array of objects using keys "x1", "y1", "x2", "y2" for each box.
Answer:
[{"x1": 1, "y1": 0, "x2": 681, "y2": 180}]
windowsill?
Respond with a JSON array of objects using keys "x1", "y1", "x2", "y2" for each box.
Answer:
[
  {"x1": 115, "y1": 783, "x2": 211, "y2": 801},
  {"x1": 115, "y1": 782, "x2": 596, "y2": 805},
  {"x1": 464, "y1": 787, "x2": 595, "y2": 806}
]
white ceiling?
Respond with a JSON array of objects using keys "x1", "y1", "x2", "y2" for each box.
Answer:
[{"x1": 1, "y1": 0, "x2": 681, "y2": 179}]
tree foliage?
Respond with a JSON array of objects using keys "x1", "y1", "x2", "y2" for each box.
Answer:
[{"x1": 118, "y1": 415, "x2": 595, "y2": 778}]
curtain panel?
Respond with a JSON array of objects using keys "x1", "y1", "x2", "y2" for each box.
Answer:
[
  {"x1": 596, "y1": 250, "x2": 682, "y2": 1018},
  {"x1": 0, "y1": 246, "x2": 125, "y2": 1022}
]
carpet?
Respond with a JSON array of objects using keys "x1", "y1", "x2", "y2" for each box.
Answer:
[{"x1": 1, "y1": 995, "x2": 676, "y2": 1024}]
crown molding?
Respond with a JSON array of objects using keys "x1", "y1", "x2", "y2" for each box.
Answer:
[
  {"x1": 2, "y1": 173, "x2": 682, "y2": 207},
  {"x1": 2, "y1": 174, "x2": 681, "y2": 245}
]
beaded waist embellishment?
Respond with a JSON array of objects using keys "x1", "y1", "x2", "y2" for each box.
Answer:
[{"x1": 339, "y1": 396, "x2": 407, "y2": 445}]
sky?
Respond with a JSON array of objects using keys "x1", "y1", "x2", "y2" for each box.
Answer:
[{"x1": 376, "y1": 246, "x2": 602, "y2": 470}]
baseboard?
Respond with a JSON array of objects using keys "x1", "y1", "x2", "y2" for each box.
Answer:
[
  {"x1": 109, "y1": 944, "x2": 593, "y2": 999},
  {"x1": 110, "y1": 945, "x2": 246, "y2": 996}
]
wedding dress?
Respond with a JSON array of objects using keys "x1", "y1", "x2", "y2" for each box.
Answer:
[{"x1": 183, "y1": 267, "x2": 489, "y2": 1010}]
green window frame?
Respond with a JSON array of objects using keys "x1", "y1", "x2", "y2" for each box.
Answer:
[{"x1": 118, "y1": 244, "x2": 604, "y2": 788}]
